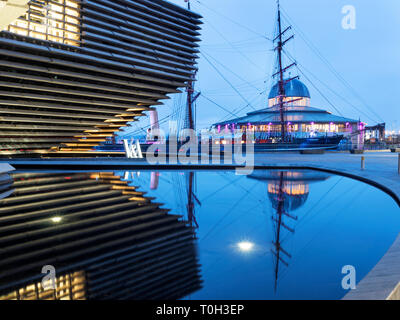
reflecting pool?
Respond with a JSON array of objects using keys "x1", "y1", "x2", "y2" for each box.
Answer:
[{"x1": 0, "y1": 170, "x2": 399, "y2": 300}]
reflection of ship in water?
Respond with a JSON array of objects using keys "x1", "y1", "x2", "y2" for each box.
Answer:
[
  {"x1": 0, "y1": 172, "x2": 202, "y2": 300},
  {"x1": 120, "y1": 171, "x2": 201, "y2": 228},
  {"x1": 186, "y1": 172, "x2": 201, "y2": 228},
  {"x1": 249, "y1": 170, "x2": 331, "y2": 291}
]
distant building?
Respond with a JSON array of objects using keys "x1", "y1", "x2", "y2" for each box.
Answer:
[
  {"x1": 213, "y1": 79, "x2": 363, "y2": 144},
  {"x1": 385, "y1": 132, "x2": 400, "y2": 145}
]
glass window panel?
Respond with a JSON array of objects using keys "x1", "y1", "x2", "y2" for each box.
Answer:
[{"x1": 7, "y1": 0, "x2": 80, "y2": 46}]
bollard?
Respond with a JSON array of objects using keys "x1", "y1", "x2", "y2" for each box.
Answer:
[
  {"x1": 398, "y1": 154, "x2": 400, "y2": 175},
  {"x1": 361, "y1": 156, "x2": 365, "y2": 170}
]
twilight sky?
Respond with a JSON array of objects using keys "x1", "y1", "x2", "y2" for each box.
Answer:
[{"x1": 124, "y1": 0, "x2": 400, "y2": 136}]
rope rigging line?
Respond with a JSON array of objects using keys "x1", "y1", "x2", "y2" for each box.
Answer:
[
  {"x1": 202, "y1": 76, "x2": 268, "y2": 94},
  {"x1": 216, "y1": 89, "x2": 266, "y2": 123},
  {"x1": 282, "y1": 50, "x2": 344, "y2": 117},
  {"x1": 200, "y1": 51, "x2": 257, "y2": 111},
  {"x1": 201, "y1": 50, "x2": 264, "y2": 93},
  {"x1": 277, "y1": 184, "x2": 369, "y2": 282},
  {"x1": 200, "y1": 182, "x2": 259, "y2": 242},
  {"x1": 194, "y1": 0, "x2": 273, "y2": 42},
  {"x1": 200, "y1": 15, "x2": 264, "y2": 71},
  {"x1": 279, "y1": 177, "x2": 344, "y2": 245},
  {"x1": 294, "y1": 58, "x2": 380, "y2": 124},
  {"x1": 199, "y1": 94, "x2": 241, "y2": 119},
  {"x1": 280, "y1": 6, "x2": 384, "y2": 124},
  {"x1": 202, "y1": 36, "x2": 265, "y2": 47},
  {"x1": 299, "y1": 69, "x2": 345, "y2": 117}
]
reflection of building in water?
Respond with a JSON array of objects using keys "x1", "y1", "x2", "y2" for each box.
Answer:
[
  {"x1": 249, "y1": 170, "x2": 331, "y2": 291},
  {"x1": 0, "y1": 171, "x2": 13, "y2": 200},
  {"x1": 0, "y1": 172, "x2": 201, "y2": 300}
]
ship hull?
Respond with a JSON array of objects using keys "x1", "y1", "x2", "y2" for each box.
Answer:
[
  {"x1": 95, "y1": 135, "x2": 343, "y2": 153},
  {"x1": 252, "y1": 135, "x2": 344, "y2": 151}
]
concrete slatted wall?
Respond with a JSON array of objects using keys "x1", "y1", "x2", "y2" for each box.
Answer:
[{"x1": 0, "y1": 0, "x2": 202, "y2": 156}]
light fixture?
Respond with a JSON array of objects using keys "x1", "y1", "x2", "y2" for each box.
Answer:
[
  {"x1": 51, "y1": 216, "x2": 62, "y2": 223},
  {"x1": 237, "y1": 241, "x2": 255, "y2": 252}
]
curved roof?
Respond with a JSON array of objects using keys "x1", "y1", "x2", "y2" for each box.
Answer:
[
  {"x1": 268, "y1": 79, "x2": 311, "y2": 99},
  {"x1": 214, "y1": 106, "x2": 359, "y2": 126}
]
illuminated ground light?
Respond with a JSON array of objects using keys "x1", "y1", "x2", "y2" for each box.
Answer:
[
  {"x1": 51, "y1": 216, "x2": 63, "y2": 223},
  {"x1": 237, "y1": 241, "x2": 255, "y2": 252}
]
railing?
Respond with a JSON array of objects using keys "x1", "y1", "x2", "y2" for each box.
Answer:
[{"x1": 338, "y1": 142, "x2": 396, "y2": 151}]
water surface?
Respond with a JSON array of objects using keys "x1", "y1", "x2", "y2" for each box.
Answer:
[
  {"x1": 129, "y1": 169, "x2": 400, "y2": 300},
  {"x1": 0, "y1": 169, "x2": 399, "y2": 300}
]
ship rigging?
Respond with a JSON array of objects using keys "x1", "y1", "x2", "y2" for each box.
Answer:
[{"x1": 112, "y1": 0, "x2": 381, "y2": 151}]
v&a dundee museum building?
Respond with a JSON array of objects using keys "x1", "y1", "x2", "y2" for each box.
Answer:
[
  {"x1": 0, "y1": 0, "x2": 202, "y2": 157},
  {"x1": 0, "y1": 0, "x2": 203, "y2": 300}
]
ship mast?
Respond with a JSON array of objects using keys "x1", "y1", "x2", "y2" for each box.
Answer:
[
  {"x1": 273, "y1": 0, "x2": 296, "y2": 142},
  {"x1": 276, "y1": 1, "x2": 286, "y2": 142},
  {"x1": 184, "y1": 0, "x2": 200, "y2": 131},
  {"x1": 186, "y1": 75, "x2": 195, "y2": 130},
  {"x1": 185, "y1": 0, "x2": 200, "y2": 229},
  {"x1": 271, "y1": 171, "x2": 297, "y2": 292}
]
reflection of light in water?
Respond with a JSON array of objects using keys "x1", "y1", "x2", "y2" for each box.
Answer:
[
  {"x1": 237, "y1": 241, "x2": 255, "y2": 252},
  {"x1": 51, "y1": 216, "x2": 62, "y2": 223},
  {"x1": 268, "y1": 182, "x2": 309, "y2": 196}
]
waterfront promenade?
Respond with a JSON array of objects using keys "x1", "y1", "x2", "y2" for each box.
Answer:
[{"x1": 3, "y1": 151, "x2": 400, "y2": 203}]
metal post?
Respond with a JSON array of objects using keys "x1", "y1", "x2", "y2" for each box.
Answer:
[
  {"x1": 361, "y1": 156, "x2": 365, "y2": 170},
  {"x1": 398, "y1": 153, "x2": 400, "y2": 175}
]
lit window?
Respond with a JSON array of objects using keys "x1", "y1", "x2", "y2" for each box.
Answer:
[{"x1": 7, "y1": 0, "x2": 80, "y2": 46}]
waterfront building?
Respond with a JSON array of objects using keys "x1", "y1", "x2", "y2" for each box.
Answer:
[
  {"x1": 0, "y1": 0, "x2": 202, "y2": 156},
  {"x1": 213, "y1": 79, "x2": 363, "y2": 143}
]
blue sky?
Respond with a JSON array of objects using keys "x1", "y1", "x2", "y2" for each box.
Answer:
[{"x1": 125, "y1": 0, "x2": 400, "y2": 136}]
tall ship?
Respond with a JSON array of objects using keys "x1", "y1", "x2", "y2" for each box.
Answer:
[
  {"x1": 98, "y1": 0, "x2": 364, "y2": 154},
  {"x1": 210, "y1": 1, "x2": 362, "y2": 151}
]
